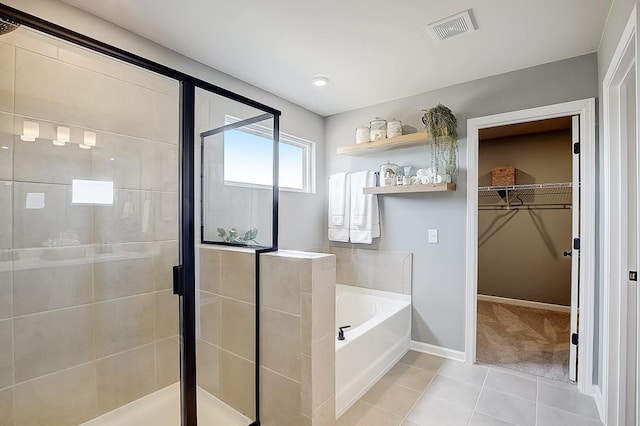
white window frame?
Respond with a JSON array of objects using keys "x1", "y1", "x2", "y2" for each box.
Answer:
[{"x1": 223, "y1": 115, "x2": 316, "y2": 193}]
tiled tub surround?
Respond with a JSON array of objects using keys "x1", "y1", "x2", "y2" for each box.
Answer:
[
  {"x1": 335, "y1": 284, "x2": 411, "y2": 418},
  {"x1": 198, "y1": 247, "x2": 337, "y2": 426},
  {"x1": 0, "y1": 26, "x2": 180, "y2": 425},
  {"x1": 318, "y1": 247, "x2": 412, "y2": 295}
]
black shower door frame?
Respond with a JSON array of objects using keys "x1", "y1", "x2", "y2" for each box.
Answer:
[{"x1": 0, "y1": 4, "x2": 281, "y2": 425}]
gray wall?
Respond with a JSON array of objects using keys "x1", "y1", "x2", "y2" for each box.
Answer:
[
  {"x1": 7, "y1": 0, "x2": 327, "y2": 251},
  {"x1": 478, "y1": 131, "x2": 573, "y2": 306},
  {"x1": 325, "y1": 54, "x2": 598, "y2": 351}
]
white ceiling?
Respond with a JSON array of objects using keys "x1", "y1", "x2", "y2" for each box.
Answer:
[{"x1": 61, "y1": 0, "x2": 612, "y2": 117}]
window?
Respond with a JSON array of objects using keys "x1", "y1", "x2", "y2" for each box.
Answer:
[{"x1": 223, "y1": 116, "x2": 315, "y2": 193}]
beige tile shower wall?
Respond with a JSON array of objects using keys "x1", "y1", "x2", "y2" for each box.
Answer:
[
  {"x1": 261, "y1": 251, "x2": 336, "y2": 426},
  {"x1": 198, "y1": 246, "x2": 256, "y2": 419},
  {"x1": 0, "y1": 27, "x2": 180, "y2": 425},
  {"x1": 323, "y1": 247, "x2": 412, "y2": 295}
]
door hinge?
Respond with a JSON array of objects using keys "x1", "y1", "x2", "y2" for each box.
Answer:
[
  {"x1": 630, "y1": 271, "x2": 638, "y2": 282},
  {"x1": 173, "y1": 265, "x2": 184, "y2": 296},
  {"x1": 571, "y1": 333, "x2": 579, "y2": 345},
  {"x1": 573, "y1": 238, "x2": 580, "y2": 250},
  {"x1": 573, "y1": 142, "x2": 580, "y2": 154}
]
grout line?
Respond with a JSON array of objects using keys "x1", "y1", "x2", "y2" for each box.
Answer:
[
  {"x1": 9, "y1": 314, "x2": 15, "y2": 426},
  {"x1": 468, "y1": 366, "x2": 490, "y2": 426},
  {"x1": 258, "y1": 364, "x2": 301, "y2": 385},
  {"x1": 403, "y1": 354, "x2": 444, "y2": 423},
  {"x1": 535, "y1": 376, "x2": 539, "y2": 426},
  {"x1": 91, "y1": 258, "x2": 98, "y2": 420},
  {"x1": 361, "y1": 401, "x2": 408, "y2": 423},
  {"x1": 399, "y1": 356, "x2": 442, "y2": 424},
  {"x1": 536, "y1": 400, "x2": 602, "y2": 422}
]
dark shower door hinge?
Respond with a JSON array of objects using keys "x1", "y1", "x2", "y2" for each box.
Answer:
[
  {"x1": 173, "y1": 265, "x2": 184, "y2": 296},
  {"x1": 571, "y1": 333, "x2": 579, "y2": 345},
  {"x1": 630, "y1": 271, "x2": 638, "y2": 282},
  {"x1": 573, "y1": 238, "x2": 580, "y2": 250},
  {"x1": 574, "y1": 142, "x2": 580, "y2": 154}
]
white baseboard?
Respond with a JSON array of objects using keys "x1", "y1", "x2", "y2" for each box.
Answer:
[
  {"x1": 592, "y1": 384, "x2": 605, "y2": 424},
  {"x1": 477, "y1": 294, "x2": 571, "y2": 313},
  {"x1": 410, "y1": 340, "x2": 466, "y2": 362}
]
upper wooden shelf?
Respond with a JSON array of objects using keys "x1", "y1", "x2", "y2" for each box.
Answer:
[
  {"x1": 337, "y1": 131, "x2": 427, "y2": 156},
  {"x1": 363, "y1": 183, "x2": 456, "y2": 195}
]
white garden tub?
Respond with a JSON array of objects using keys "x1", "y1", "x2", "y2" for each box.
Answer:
[{"x1": 335, "y1": 284, "x2": 411, "y2": 418}]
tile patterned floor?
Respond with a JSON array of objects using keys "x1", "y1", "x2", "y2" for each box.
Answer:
[{"x1": 337, "y1": 351, "x2": 603, "y2": 426}]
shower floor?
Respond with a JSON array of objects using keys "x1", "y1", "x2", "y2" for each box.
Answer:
[{"x1": 81, "y1": 383, "x2": 250, "y2": 425}]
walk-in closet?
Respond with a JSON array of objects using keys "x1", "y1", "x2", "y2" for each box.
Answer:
[{"x1": 476, "y1": 117, "x2": 577, "y2": 383}]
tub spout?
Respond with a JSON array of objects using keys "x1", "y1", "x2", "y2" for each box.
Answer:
[{"x1": 338, "y1": 325, "x2": 351, "y2": 341}]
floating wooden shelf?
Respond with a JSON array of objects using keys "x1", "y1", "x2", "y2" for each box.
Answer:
[
  {"x1": 363, "y1": 183, "x2": 456, "y2": 194},
  {"x1": 337, "y1": 131, "x2": 427, "y2": 156}
]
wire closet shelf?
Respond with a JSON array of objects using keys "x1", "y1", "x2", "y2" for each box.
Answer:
[{"x1": 478, "y1": 182, "x2": 574, "y2": 210}]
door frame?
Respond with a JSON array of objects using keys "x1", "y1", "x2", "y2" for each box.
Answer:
[
  {"x1": 465, "y1": 98, "x2": 597, "y2": 396},
  {"x1": 602, "y1": 5, "x2": 638, "y2": 425}
]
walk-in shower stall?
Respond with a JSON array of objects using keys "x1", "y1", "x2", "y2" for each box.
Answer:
[{"x1": 0, "y1": 5, "x2": 279, "y2": 425}]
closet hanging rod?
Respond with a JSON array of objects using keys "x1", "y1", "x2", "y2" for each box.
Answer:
[
  {"x1": 479, "y1": 204, "x2": 572, "y2": 211},
  {"x1": 478, "y1": 182, "x2": 573, "y2": 191}
]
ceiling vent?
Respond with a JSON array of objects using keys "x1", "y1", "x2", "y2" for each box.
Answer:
[{"x1": 426, "y1": 10, "x2": 476, "y2": 43}]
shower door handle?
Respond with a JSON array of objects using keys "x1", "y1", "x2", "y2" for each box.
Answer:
[{"x1": 173, "y1": 265, "x2": 184, "y2": 296}]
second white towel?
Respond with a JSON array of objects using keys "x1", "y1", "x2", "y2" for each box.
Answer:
[{"x1": 349, "y1": 170, "x2": 380, "y2": 244}]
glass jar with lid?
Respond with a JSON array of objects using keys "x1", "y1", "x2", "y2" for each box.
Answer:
[
  {"x1": 387, "y1": 119, "x2": 402, "y2": 138},
  {"x1": 355, "y1": 125, "x2": 370, "y2": 144},
  {"x1": 370, "y1": 118, "x2": 387, "y2": 141}
]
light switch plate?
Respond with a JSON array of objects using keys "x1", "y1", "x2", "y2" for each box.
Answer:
[{"x1": 428, "y1": 229, "x2": 438, "y2": 244}]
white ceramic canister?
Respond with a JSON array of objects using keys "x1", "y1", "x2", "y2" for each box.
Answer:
[
  {"x1": 370, "y1": 118, "x2": 387, "y2": 141},
  {"x1": 387, "y1": 119, "x2": 402, "y2": 138},
  {"x1": 355, "y1": 126, "x2": 370, "y2": 144}
]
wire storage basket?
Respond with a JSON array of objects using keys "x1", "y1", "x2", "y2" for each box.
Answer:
[{"x1": 491, "y1": 166, "x2": 515, "y2": 187}]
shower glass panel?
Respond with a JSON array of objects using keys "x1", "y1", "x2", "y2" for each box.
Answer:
[
  {"x1": 0, "y1": 23, "x2": 181, "y2": 425},
  {"x1": 199, "y1": 94, "x2": 276, "y2": 248},
  {"x1": 195, "y1": 87, "x2": 278, "y2": 425}
]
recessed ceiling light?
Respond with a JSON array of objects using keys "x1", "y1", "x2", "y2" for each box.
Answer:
[{"x1": 312, "y1": 76, "x2": 329, "y2": 87}]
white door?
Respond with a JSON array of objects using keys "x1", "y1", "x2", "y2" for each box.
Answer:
[
  {"x1": 568, "y1": 115, "x2": 580, "y2": 382},
  {"x1": 624, "y1": 68, "x2": 639, "y2": 425}
]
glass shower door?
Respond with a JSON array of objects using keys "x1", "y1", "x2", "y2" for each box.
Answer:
[
  {"x1": 0, "y1": 23, "x2": 181, "y2": 425},
  {"x1": 194, "y1": 87, "x2": 278, "y2": 425}
]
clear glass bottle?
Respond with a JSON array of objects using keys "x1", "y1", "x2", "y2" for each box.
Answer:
[
  {"x1": 380, "y1": 161, "x2": 398, "y2": 187},
  {"x1": 370, "y1": 118, "x2": 387, "y2": 141}
]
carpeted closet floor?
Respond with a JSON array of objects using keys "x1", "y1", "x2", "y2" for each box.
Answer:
[{"x1": 476, "y1": 300, "x2": 572, "y2": 383}]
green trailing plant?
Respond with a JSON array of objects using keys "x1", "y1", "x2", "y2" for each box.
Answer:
[
  {"x1": 422, "y1": 104, "x2": 459, "y2": 178},
  {"x1": 217, "y1": 227, "x2": 259, "y2": 245}
]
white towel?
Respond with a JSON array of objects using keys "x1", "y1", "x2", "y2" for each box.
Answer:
[
  {"x1": 329, "y1": 173, "x2": 348, "y2": 226},
  {"x1": 349, "y1": 170, "x2": 380, "y2": 244},
  {"x1": 328, "y1": 173, "x2": 350, "y2": 242}
]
